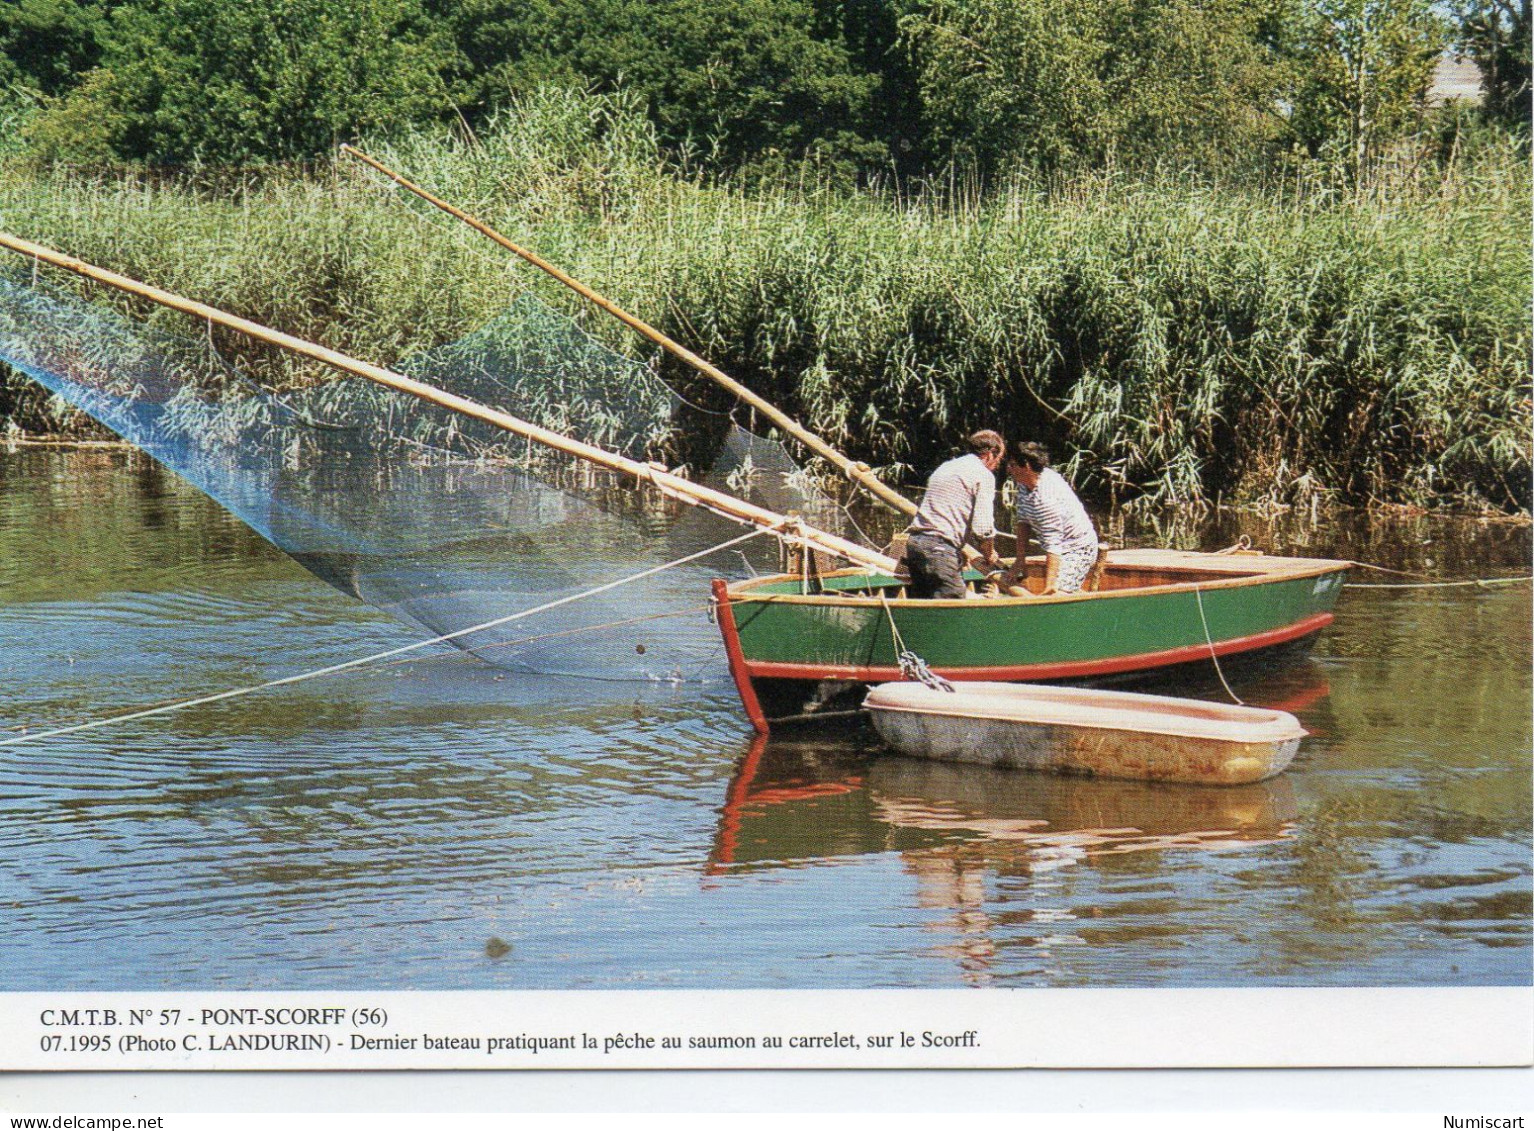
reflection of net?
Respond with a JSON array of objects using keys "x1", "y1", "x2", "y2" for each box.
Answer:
[{"x1": 0, "y1": 277, "x2": 861, "y2": 681}]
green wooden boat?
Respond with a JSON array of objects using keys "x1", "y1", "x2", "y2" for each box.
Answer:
[{"x1": 712, "y1": 548, "x2": 1351, "y2": 731}]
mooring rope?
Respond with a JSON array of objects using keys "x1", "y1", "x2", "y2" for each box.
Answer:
[
  {"x1": 0, "y1": 527, "x2": 770, "y2": 749},
  {"x1": 1193, "y1": 585, "x2": 1245, "y2": 706},
  {"x1": 1211, "y1": 543, "x2": 1530, "y2": 590},
  {"x1": 1348, "y1": 575, "x2": 1532, "y2": 589},
  {"x1": 1348, "y1": 559, "x2": 1435, "y2": 580},
  {"x1": 878, "y1": 593, "x2": 909, "y2": 655},
  {"x1": 1211, "y1": 544, "x2": 1529, "y2": 588},
  {"x1": 879, "y1": 594, "x2": 955, "y2": 692},
  {"x1": 1312, "y1": 557, "x2": 1529, "y2": 588},
  {"x1": 898, "y1": 652, "x2": 956, "y2": 693},
  {"x1": 374, "y1": 602, "x2": 717, "y2": 668}
]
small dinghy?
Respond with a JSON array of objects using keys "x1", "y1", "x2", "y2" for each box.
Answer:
[{"x1": 864, "y1": 681, "x2": 1306, "y2": 785}]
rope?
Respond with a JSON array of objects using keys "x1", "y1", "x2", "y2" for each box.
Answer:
[
  {"x1": 898, "y1": 652, "x2": 956, "y2": 693},
  {"x1": 1210, "y1": 547, "x2": 1527, "y2": 588},
  {"x1": 0, "y1": 527, "x2": 768, "y2": 749},
  {"x1": 1349, "y1": 576, "x2": 1532, "y2": 590},
  {"x1": 1324, "y1": 559, "x2": 1526, "y2": 587},
  {"x1": 1193, "y1": 585, "x2": 1244, "y2": 706},
  {"x1": 1348, "y1": 560, "x2": 1435, "y2": 580},
  {"x1": 879, "y1": 594, "x2": 954, "y2": 692},
  {"x1": 878, "y1": 593, "x2": 909, "y2": 654},
  {"x1": 369, "y1": 603, "x2": 716, "y2": 669}
]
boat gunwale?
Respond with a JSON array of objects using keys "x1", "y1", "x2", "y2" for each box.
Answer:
[
  {"x1": 869, "y1": 679, "x2": 1303, "y2": 721},
  {"x1": 863, "y1": 687, "x2": 1308, "y2": 744},
  {"x1": 724, "y1": 555, "x2": 1353, "y2": 608}
]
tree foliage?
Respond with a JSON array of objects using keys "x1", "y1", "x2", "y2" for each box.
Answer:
[
  {"x1": 25, "y1": 0, "x2": 454, "y2": 164},
  {"x1": 0, "y1": 0, "x2": 108, "y2": 97},
  {"x1": 447, "y1": 0, "x2": 888, "y2": 171},
  {"x1": 1284, "y1": 0, "x2": 1446, "y2": 180},
  {"x1": 1452, "y1": 0, "x2": 1532, "y2": 132},
  {"x1": 0, "y1": 0, "x2": 1524, "y2": 176},
  {"x1": 900, "y1": 0, "x2": 1292, "y2": 176}
]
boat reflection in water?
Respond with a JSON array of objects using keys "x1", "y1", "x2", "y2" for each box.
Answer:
[
  {"x1": 864, "y1": 758, "x2": 1299, "y2": 983},
  {"x1": 709, "y1": 667, "x2": 1328, "y2": 983},
  {"x1": 709, "y1": 731, "x2": 1301, "y2": 874}
]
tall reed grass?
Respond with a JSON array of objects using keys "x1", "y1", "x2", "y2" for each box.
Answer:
[{"x1": 2, "y1": 89, "x2": 1527, "y2": 513}]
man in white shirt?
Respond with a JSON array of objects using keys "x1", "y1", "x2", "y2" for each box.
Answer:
[
  {"x1": 904, "y1": 430, "x2": 1005, "y2": 598},
  {"x1": 1002, "y1": 440, "x2": 1098, "y2": 595}
]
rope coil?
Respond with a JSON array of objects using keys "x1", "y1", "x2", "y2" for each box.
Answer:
[
  {"x1": 898, "y1": 651, "x2": 956, "y2": 693},
  {"x1": 879, "y1": 593, "x2": 955, "y2": 692}
]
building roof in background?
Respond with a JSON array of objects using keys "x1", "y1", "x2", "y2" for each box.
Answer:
[{"x1": 1430, "y1": 54, "x2": 1485, "y2": 104}]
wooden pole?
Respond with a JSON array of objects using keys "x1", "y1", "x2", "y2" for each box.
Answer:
[
  {"x1": 0, "y1": 230, "x2": 897, "y2": 574},
  {"x1": 339, "y1": 144, "x2": 920, "y2": 519}
]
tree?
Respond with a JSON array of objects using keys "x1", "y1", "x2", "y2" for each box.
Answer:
[
  {"x1": 1452, "y1": 0, "x2": 1532, "y2": 132},
  {"x1": 1285, "y1": 0, "x2": 1446, "y2": 180},
  {"x1": 445, "y1": 0, "x2": 886, "y2": 171},
  {"x1": 0, "y1": 0, "x2": 107, "y2": 97},
  {"x1": 25, "y1": 0, "x2": 457, "y2": 164},
  {"x1": 900, "y1": 0, "x2": 1292, "y2": 177},
  {"x1": 900, "y1": 0, "x2": 1105, "y2": 173},
  {"x1": 813, "y1": 0, "x2": 927, "y2": 171}
]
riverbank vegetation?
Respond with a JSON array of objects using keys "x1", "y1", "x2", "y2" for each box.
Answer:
[{"x1": 0, "y1": 0, "x2": 1529, "y2": 514}]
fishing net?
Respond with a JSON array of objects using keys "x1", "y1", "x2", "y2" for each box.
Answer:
[{"x1": 0, "y1": 271, "x2": 870, "y2": 683}]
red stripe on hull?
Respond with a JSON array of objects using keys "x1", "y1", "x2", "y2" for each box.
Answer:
[
  {"x1": 742, "y1": 612, "x2": 1334, "y2": 684},
  {"x1": 713, "y1": 578, "x2": 769, "y2": 734}
]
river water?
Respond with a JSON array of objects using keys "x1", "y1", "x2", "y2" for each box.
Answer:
[{"x1": 0, "y1": 447, "x2": 1528, "y2": 990}]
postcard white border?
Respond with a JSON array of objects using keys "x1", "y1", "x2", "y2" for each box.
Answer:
[{"x1": 3, "y1": 987, "x2": 1529, "y2": 1072}]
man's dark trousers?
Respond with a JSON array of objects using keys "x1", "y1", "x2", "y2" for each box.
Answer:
[{"x1": 904, "y1": 531, "x2": 967, "y2": 599}]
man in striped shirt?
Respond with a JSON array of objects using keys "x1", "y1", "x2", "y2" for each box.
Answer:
[
  {"x1": 903, "y1": 430, "x2": 1005, "y2": 598},
  {"x1": 1002, "y1": 440, "x2": 1098, "y2": 595}
]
